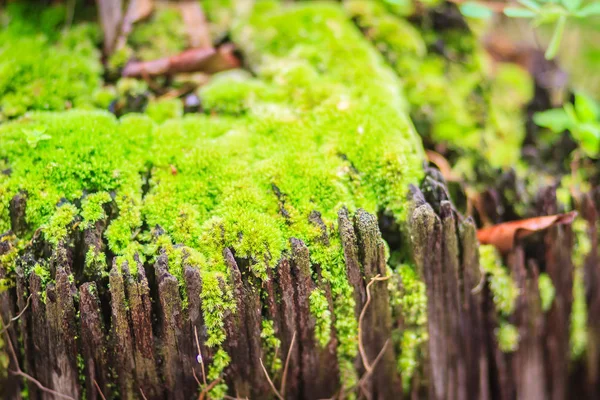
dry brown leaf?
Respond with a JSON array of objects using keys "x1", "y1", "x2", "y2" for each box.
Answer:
[
  {"x1": 122, "y1": 44, "x2": 239, "y2": 78},
  {"x1": 477, "y1": 211, "x2": 577, "y2": 253},
  {"x1": 179, "y1": 1, "x2": 213, "y2": 49}
]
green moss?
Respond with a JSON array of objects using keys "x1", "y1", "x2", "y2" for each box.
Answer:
[
  {"x1": 570, "y1": 218, "x2": 590, "y2": 359},
  {"x1": 260, "y1": 319, "x2": 282, "y2": 373},
  {"x1": 496, "y1": 322, "x2": 519, "y2": 353},
  {"x1": 80, "y1": 192, "x2": 111, "y2": 229},
  {"x1": 397, "y1": 328, "x2": 428, "y2": 392},
  {"x1": 128, "y1": 7, "x2": 187, "y2": 61},
  {"x1": 0, "y1": 3, "x2": 424, "y2": 393},
  {"x1": 538, "y1": 272, "x2": 556, "y2": 313},
  {"x1": 0, "y1": 17, "x2": 102, "y2": 119},
  {"x1": 346, "y1": 1, "x2": 533, "y2": 171},
  {"x1": 388, "y1": 263, "x2": 427, "y2": 392},
  {"x1": 42, "y1": 203, "x2": 78, "y2": 246},
  {"x1": 479, "y1": 245, "x2": 519, "y2": 316},
  {"x1": 145, "y1": 98, "x2": 184, "y2": 124},
  {"x1": 394, "y1": 263, "x2": 427, "y2": 326},
  {"x1": 309, "y1": 288, "x2": 332, "y2": 348}
]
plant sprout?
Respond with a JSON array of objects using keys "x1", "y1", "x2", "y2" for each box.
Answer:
[{"x1": 459, "y1": 0, "x2": 600, "y2": 59}]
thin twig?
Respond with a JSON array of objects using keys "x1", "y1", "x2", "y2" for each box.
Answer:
[
  {"x1": 358, "y1": 274, "x2": 390, "y2": 373},
  {"x1": 260, "y1": 358, "x2": 284, "y2": 400},
  {"x1": 139, "y1": 387, "x2": 148, "y2": 400},
  {"x1": 199, "y1": 377, "x2": 222, "y2": 400},
  {"x1": 192, "y1": 367, "x2": 202, "y2": 387},
  {"x1": 0, "y1": 294, "x2": 32, "y2": 336},
  {"x1": 93, "y1": 379, "x2": 107, "y2": 400},
  {"x1": 1, "y1": 315, "x2": 75, "y2": 400},
  {"x1": 194, "y1": 326, "x2": 207, "y2": 385},
  {"x1": 280, "y1": 330, "x2": 296, "y2": 396}
]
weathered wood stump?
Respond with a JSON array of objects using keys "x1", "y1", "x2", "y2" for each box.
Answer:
[{"x1": 2, "y1": 171, "x2": 600, "y2": 399}]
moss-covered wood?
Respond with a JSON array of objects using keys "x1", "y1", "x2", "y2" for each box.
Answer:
[{"x1": 2, "y1": 1, "x2": 600, "y2": 399}]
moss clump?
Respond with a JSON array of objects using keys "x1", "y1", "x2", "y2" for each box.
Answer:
[
  {"x1": 80, "y1": 192, "x2": 111, "y2": 230},
  {"x1": 389, "y1": 263, "x2": 428, "y2": 392},
  {"x1": 479, "y1": 245, "x2": 519, "y2": 316},
  {"x1": 570, "y1": 218, "x2": 590, "y2": 359},
  {"x1": 346, "y1": 0, "x2": 533, "y2": 171},
  {"x1": 538, "y1": 272, "x2": 556, "y2": 313},
  {"x1": 0, "y1": 9, "x2": 102, "y2": 119},
  {"x1": 496, "y1": 322, "x2": 519, "y2": 353},
  {"x1": 145, "y1": 98, "x2": 184, "y2": 124},
  {"x1": 260, "y1": 319, "x2": 282, "y2": 373},
  {"x1": 42, "y1": 203, "x2": 78, "y2": 247},
  {"x1": 309, "y1": 288, "x2": 332, "y2": 348},
  {"x1": 128, "y1": 6, "x2": 187, "y2": 61}
]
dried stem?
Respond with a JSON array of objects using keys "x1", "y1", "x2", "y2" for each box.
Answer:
[
  {"x1": 260, "y1": 358, "x2": 284, "y2": 400},
  {"x1": 194, "y1": 325, "x2": 207, "y2": 386},
  {"x1": 1, "y1": 314, "x2": 75, "y2": 400},
  {"x1": 0, "y1": 294, "x2": 31, "y2": 335},
  {"x1": 93, "y1": 379, "x2": 107, "y2": 400},
  {"x1": 198, "y1": 377, "x2": 222, "y2": 400},
  {"x1": 358, "y1": 274, "x2": 390, "y2": 373},
  {"x1": 280, "y1": 330, "x2": 296, "y2": 396}
]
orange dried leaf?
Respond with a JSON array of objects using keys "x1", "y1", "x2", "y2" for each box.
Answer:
[{"x1": 477, "y1": 211, "x2": 577, "y2": 253}]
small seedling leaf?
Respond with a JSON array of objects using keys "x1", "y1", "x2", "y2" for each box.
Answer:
[
  {"x1": 545, "y1": 15, "x2": 566, "y2": 59},
  {"x1": 533, "y1": 108, "x2": 572, "y2": 132},
  {"x1": 460, "y1": 2, "x2": 494, "y2": 18},
  {"x1": 575, "y1": 1, "x2": 600, "y2": 16}
]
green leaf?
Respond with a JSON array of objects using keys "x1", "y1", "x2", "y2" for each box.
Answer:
[
  {"x1": 545, "y1": 15, "x2": 566, "y2": 59},
  {"x1": 460, "y1": 2, "x2": 494, "y2": 18},
  {"x1": 504, "y1": 6, "x2": 538, "y2": 17},
  {"x1": 572, "y1": 123, "x2": 600, "y2": 157},
  {"x1": 518, "y1": 0, "x2": 542, "y2": 10},
  {"x1": 576, "y1": 2, "x2": 600, "y2": 16},
  {"x1": 23, "y1": 128, "x2": 52, "y2": 148},
  {"x1": 533, "y1": 108, "x2": 572, "y2": 132},
  {"x1": 533, "y1": 4, "x2": 567, "y2": 25},
  {"x1": 561, "y1": 0, "x2": 582, "y2": 11},
  {"x1": 575, "y1": 93, "x2": 599, "y2": 122}
]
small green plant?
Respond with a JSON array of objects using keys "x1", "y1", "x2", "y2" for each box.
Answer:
[
  {"x1": 534, "y1": 92, "x2": 600, "y2": 157},
  {"x1": 460, "y1": 0, "x2": 600, "y2": 59},
  {"x1": 23, "y1": 128, "x2": 52, "y2": 148}
]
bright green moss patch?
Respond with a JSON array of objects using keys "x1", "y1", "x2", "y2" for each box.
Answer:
[
  {"x1": 0, "y1": 2, "x2": 424, "y2": 393},
  {"x1": 260, "y1": 319, "x2": 282, "y2": 373},
  {"x1": 538, "y1": 272, "x2": 556, "y2": 313},
  {"x1": 496, "y1": 322, "x2": 519, "y2": 353},
  {"x1": 0, "y1": 9, "x2": 102, "y2": 119},
  {"x1": 145, "y1": 98, "x2": 184, "y2": 124},
  {"x1": 309, "y1": 288, "x2": 332, "y2": 348},
  {"x1": 479, "y1": 245, "x2": 519, "y2": 316},
  {"x1": 570, "y1": 218, "x2": 590, "y2": 359},
  {"x1": 128, "y1": 6, "x2": 187, "y2": 61},
  {"x1": 80, "y1": 192, "x2": 111, "y2": 230},
  {"x1": 346, "y1": 0, "x2": 533, "y2": 171},
  {"x1": 42, "y1": 203, "x2": 78, "y2": 247},
  {"x1": 389, "y1": 263, "x2": 428, "y2": 392}
]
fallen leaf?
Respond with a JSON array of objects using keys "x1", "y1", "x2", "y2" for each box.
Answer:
[
  {"x1": 179, "y1": 1, "x2": 213, "y2": 49},
  {"x1": 477, "y1": 211, "x2": 577, "y2": 253},
  {"x1": 122, "y1": 44, "x2": 239, "y2": 78}
]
